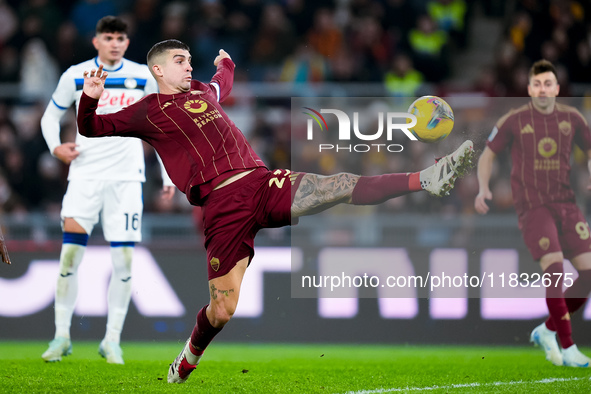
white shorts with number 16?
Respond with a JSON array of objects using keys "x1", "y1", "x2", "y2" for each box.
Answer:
[{"x1": 61, "y1": 179, "x2": 143, "y2": 242}]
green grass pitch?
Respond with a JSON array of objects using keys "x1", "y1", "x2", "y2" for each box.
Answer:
[{"x1": 1, "y1": 341, "x2": 590, "y2": 393}]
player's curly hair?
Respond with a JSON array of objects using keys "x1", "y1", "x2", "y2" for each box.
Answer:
[
  {"x1": 96, "y1": 16, "x2": 128, "y2": 35},
  {"x1": 528, "y1": 59, "x2": 557, "y2": 80}
]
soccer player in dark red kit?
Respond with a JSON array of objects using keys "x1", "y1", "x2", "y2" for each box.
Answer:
[
  {"x1": 475, "y1": 59, "x2": 591, "y2": 368},
  {"x1": 77, "y1": 39, "x2": 474, "y2": 383}
]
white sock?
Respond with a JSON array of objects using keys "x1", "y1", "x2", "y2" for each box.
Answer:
[
  {"x1": 54, "y1": 243, "x2": 86, "y2": 339},
  {"x1": 185, "y1": 344, "x2": 202, "y2": 365},
  {"x1": 105, "y1": 245, "x2": 134, "y2": 344}
]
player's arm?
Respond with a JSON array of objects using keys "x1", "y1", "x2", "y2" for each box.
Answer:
[
  {"x1": 474, "y1": 146, "x2": 496, "y2": 214},
  {"x1": 41, "y1": 103, "x2": 79, "y2": 164},
  {"x1": 77, "y1": 65, "x2": 142, "y2": 138},
  {"x1": 209, "y1": 50, "x2": 234, "y2": 102},
  {"x1": 41, "y1": 70, "x2": 80, "y2": 164},
  {"x1": 78, "y1": 65, "x2": 108, "y2": 136}
]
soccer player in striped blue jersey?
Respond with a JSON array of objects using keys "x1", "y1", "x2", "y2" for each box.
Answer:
[{"x1": 40, "y1": 16, "x2": 175, "y2": 365}]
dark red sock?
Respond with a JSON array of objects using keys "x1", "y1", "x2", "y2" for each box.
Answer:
[
  {"x1": 544, "y1": 262, "x2": 573, "y2": 349},
  {"x1": 189, "y1": 305, "x2": 222, "y2": 356},
  {"x1": 546, "y1": 269, "x2": 591, "y2": 331},
  {"x1": 351, "y1": 173, "x2": 421, "y2": 205}
]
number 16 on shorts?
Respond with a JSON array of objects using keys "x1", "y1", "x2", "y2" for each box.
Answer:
[{"x1": 124, "y1": 213, "x2": 140, "y2": 231}]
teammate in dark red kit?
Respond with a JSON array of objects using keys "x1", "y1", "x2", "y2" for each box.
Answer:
[
  {"x1": 475, "y1": 59, "x2": 591, "y2": 368},
  {"x1": 78, "y1": 39, "x2": 474, "y2": 383}
]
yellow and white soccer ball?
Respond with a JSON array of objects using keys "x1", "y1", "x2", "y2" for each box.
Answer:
[{"x1": 407, "y1": 96, "x2": 454, "y2": 143}]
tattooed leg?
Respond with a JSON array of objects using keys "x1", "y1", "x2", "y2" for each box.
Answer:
[
  {"x1": 182, "y1": 256, "x2": 249, "y2": 370},
  {"x1": 291, "y1": 173, "x2": 360, "y2": 218},
  {"x1": 209, "y1": 283, "x2": 236, "y2": 300},
  {"x1": 205, "y1": 257, "x2": 248, "y2": 328},
  {"x1": 291, "y1": 171, "x2": 424, "y2": 218}
]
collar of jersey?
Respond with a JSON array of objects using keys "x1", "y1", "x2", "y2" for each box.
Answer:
[{"x1": 94, "y1": 57, "x2": 124, "y2": 72}]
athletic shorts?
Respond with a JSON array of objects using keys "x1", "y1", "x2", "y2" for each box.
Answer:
[
  {"x1": 61, "y1": 179, "x2": 143, "y2": 242},
  {"x1": 201, "y1": 168, "x2": 304, "y2": 280},
  {"x1": 518, "y1": 202, "x2": 591, "y2": 261}
]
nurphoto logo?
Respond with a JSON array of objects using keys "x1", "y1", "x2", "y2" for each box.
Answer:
[{"x1": 303, "y1": 107, "x2": 418, "y2": 153}]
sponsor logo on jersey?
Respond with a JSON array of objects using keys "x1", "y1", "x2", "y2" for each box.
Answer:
[
  {"x1": 98, "y1": 90, "x2": 137, "y2": 108},
  {"x1": 192, "y1": 108, "x2": 223, "y2": 128},
  {"x1": 534, "y1": 159, "x2": 560, "y2": 170},
  {"x1": 538, "y1": 137, "x2": 557, "y2": 158},
  {"x1": 184, "y1": 100, "x2": 208, "y2": 113}
]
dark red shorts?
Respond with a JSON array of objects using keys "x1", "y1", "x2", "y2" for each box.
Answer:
[
  {"x1": 201, "y1": 168, "x2": 304, "y2": 280},
  {"x1": 519, "y1": 202, "x2": 591, "y2": 261}
]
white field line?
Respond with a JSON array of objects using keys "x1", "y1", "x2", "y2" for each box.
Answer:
[{"x1": 342, "y1": 376, "x2": 591, "y2": 393}]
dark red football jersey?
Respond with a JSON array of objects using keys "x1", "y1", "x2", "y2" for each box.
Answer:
[
  {"x1": 78, "y1": 58, "x2": 265, "y2": 205},
  {"x1": 487, "y1": 101, "x2": 591, "y2": 215}
]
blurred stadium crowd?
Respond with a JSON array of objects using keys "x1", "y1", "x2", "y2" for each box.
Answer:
[{"x1": 1, "y1": 0, "x2": 591, "y2": 219}]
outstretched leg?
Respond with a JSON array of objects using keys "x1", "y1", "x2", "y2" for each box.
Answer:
[
  {"x1": 291, "y1": 140, "x2": 474, "y2": 218},
  {"x1": 291, "y1": 172, "x2": 418, "y2": 217},
  {"x1": 168, "y1": 257, "x2": 248, "y2": 383}
]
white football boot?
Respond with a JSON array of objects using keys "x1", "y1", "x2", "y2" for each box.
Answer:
[
  {"x1": 99, "y1": 340, "x2": 125, "y2": 364},
  {"x1": 42, "y1": 337, "x2": 72, "y2": 362},
  {"x1": 530, "y1": 322, "x2": 562, "y2": 366},
  {"x1": 420, "y1": 140, "x2": 474, "y2": 197},
  {"x1": 562, "y1": 344, "x2": 591, "y2": 368},
  {"x1": 168, "y1": 339, "x2": 198, "y2": 383}
]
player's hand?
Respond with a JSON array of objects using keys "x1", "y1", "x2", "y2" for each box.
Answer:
[
  {"x1": 474, "y1": 190, "x2": 492, "y2": 215},
  {"x1": 53, "y1": 142, "x2": 80, "y2": 164},
  {"x1": 83, "y1": 64, "x2": 108, "y2": 99},
  {"x1": 161, "y1": 185, "x2": 176, "y2": 201},
  {"x1": 213, "y1": 49, "x2": 231, "y2": 66},
  {"x1": 0, "y1": 227, "x2": 11, "y2": 265}
]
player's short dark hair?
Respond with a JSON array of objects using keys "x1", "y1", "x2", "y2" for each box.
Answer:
[
  {"x1": 96, "y1": 16, "x2": 128, "y2": 35},
  {"x1": 147, "y1": 39, "x2": 190, "y2": 65},
  {"x1": 528, "y1": 59, "x2": 557, "y2": 80}
]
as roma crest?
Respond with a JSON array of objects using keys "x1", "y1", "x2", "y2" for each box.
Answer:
[
  {"x1": 558, "y1": 120, "x2": 571, "y2": 136},
  {"x1": 210, "y1": 257, "x2": 220, "y2": 272},
  {"x1": 539, "y1": 237, "x2": 550, "y2": 251}
]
